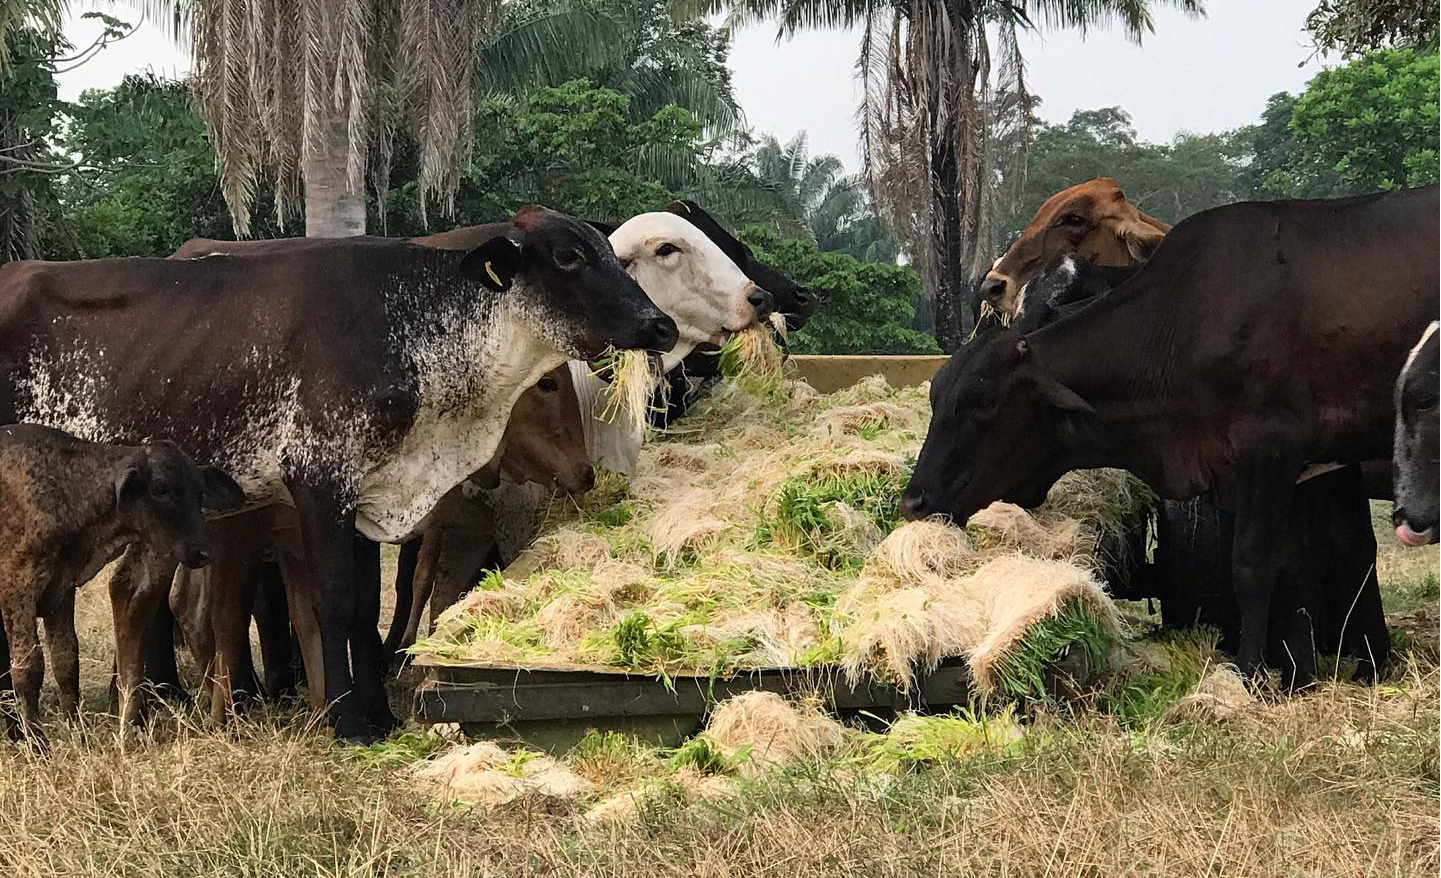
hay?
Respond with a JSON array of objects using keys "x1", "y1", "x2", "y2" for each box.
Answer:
[
  {"x1": 719, "y1": 324, "x2": 785, "y2": 396},
  {"x1": 595, "y1": 348, "x2": 663, "y2": 428},
  {"x1": 1163, "y1": 664, "x2": 1257, "y2": 723},
  {"x1": 411, "y1": 742, "x2": 594, "y2": 808},
  {"x1": 701, "y1": 692, "x2": 850, "y2": 776},
  {"x1": 416, "y1": 373, "x2": 1147, "y2": 696}
]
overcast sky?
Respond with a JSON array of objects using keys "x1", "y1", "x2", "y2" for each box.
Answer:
[{"x1": 59, "y1": 1, "x2": 1330, "y2": 170}]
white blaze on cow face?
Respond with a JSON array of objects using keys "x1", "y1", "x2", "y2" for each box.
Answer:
[{"x1": 609, "y1": 212, "x2": 762, "y2": 370}]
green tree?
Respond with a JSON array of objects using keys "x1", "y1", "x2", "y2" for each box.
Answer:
[
  {"x1": 60, "y1": 74, "x2": 286, "y2": 257},
  {"x1": 1245, "y1": 49, "x2": 1439, "y2": 198},
  {"x1": 1307, "y1": 0, "x2": 1439, "y2": 55},
  {"x1": 0, "y1": 28, "x2": 65, "y2": 262},
  {"x1": 720, "y1": 0, "x2": 1203, "y2": 352},
  {"x1": 740, "y1": 225, "x2": 937, "y2": 354},
  {"x1": 1004, "y1": 107, "x2": 1248, "y2": 233}
]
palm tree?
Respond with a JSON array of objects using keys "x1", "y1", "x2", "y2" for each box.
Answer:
[{"x1": 720, "y1": 0, "x2": 1203, "y2": 350}]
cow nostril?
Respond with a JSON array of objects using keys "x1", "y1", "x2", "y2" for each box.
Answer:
[
  {"x1": 899, "y1": 492, "x2": 927, "y2": 521},
  {"x1": 980, "y1": 277, "x2": 1007, "y2": 304},
  {"x1": 577, "y1": 466, "x2": 596, "y2": 493},
  {"x1": 648, "y1": 315, "x2": 678, "y2": 351},
  {"x1": 747, "y1": 289, "x2": 773, "y2": 315}
]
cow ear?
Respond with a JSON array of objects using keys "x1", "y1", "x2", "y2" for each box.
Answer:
[
  {"x1": 201, "y1": 466, "x2": 246, "y2": 512},
  {"x1": 1036, "y1": 373, "x2": 1094, "y2": 415},
  {"x1": 1119, "y1": 218, "x2": 1166, "y2": 261},
  {"x1": 115, "y1": 461, "x2": 147, "y2": 511},
  {"x1": 665, "y1": 200, "x2": 693, "y2": 216},
  {"x1": 459, "y1": 237, "x2": 524, "y2": 292}
]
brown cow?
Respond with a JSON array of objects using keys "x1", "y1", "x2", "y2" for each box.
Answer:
[
  {"x1": 0, "y1": 425, "x2": 242, "y2": 743},
  {"x1": 979, "y1": 177, "x2": 1169, "y2": 316}
]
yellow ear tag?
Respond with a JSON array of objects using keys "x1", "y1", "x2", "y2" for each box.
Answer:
[{"x1": 483, "y1": 261, "x2": 504, "y2": 287}]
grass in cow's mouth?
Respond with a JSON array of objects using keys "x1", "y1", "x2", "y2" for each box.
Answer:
[
  {"x1": 718, "y1": 324, "x2": 785, "y2": 397},
  {"x1": 594, "y1": 347, "x2": 663, "y2": 429}
]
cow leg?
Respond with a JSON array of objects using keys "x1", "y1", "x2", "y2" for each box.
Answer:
[
  {"x1": 142, "y1": 599, "x2": 188, "y2": 705},
  {"x1": 41, "y1": 587, "x2": 80, "y2": 721},
  {"x1": 398, "y1": 532, "x2": 442, "y2": 661},
  {"x1": 383, "y1": 538, "x2": 422, "y2": 661},
  {"x1": 170, "y1": 566, "x2": 216, "y2": 681},
  {"x1": 1326, "y1": 469, "x2": 1390, "y2": 681},
  {"x1": 1230, "y1": 467, "x2": 1297, "y2": 681},
  {"x1": 271, "y1": 531, "x2": 325, "y2": 713},
  {"x1": 205, "y1": 527, "x2": 263, "y2": 725},
  {"x1": 109, "y1": 548, "x2": 173, "y2": 728},
  {"x1": 287, "y1": 482, "x2": 371, "y2": 742},
  {"x1": 351, "y1": 536, "x2": 396, "y2": 732},
  {"x1": 431, "y1": 534, "x2": 497, "y2": 627},
  {"x1": 0, "y1": 577, "x2": 45, "y2": 745},
  {"x1": 254, "y1": 562, "x2": 297, "y2": 700}
]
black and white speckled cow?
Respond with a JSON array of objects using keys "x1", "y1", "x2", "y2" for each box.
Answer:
[{"x1": 0, "y1": 206, "x2": 677, "y2": 741}]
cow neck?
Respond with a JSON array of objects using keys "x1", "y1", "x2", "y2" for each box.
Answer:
[
  {"x1": 1028, "y1": 269, "x2": 1207, "y2": 496},
  {"x1": 353, "y1": 273, "x2": 568, "y2": 543}
]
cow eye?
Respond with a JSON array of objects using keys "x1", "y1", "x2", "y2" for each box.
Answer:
[
  {"x1": 536, "y1": 376, "x2": 558, "y2": 392},
  {"x1": 655, "y1": 243, "x2": 680, "y2": 257},
  {"x1": 152, "y1": 482, "x2": 171, "y2": 499},
  {"x1": 1056, "y1": 213, "x2": 1086, "y2": 227},
  {"x1": 556, "y1": 248, "x2": 585, "y2": 271}
]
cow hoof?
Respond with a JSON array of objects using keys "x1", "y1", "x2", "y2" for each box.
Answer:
[
  {"x1": 333, "y1": 716, "x2": 381, "y2": 746},
  {"x1": 368, "y1": 706, "x2": 400, "y2": 734}
]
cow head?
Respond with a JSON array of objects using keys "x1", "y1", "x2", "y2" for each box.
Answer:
[
  {"x1": 115, "y1": 441, "x2": 246, "y2": 569},
  {"x1": 899, "y1": 328, "x2": 1092, "y2": 523},
  {"x1": 980, "y1": 178, "x2": 1169, "y2": 316},
  {"x1": 498, "y1": 366, "x2": 594, "y2": 496},
  {"x1": 665, "y1": 200, "x2": 818, "y2": 330},
  {"x1": 1393, "y1": 321, "x2": 1439, "y2": 546},
  {"x1": 461, "y1": 205, "x2": 678, "y2": 360},
  {"x1": 608, "y1": 212, "x2": 771, "y2": 367}
]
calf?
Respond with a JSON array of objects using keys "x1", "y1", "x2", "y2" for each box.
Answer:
[
  {"x1": 1394, "y1": 321, "x2": 1439, "y2": 545},
  {"x1": 0, "y1": 425, "x2": 242, "y2": 741},
  {"x1": 902, "y1": 187, "x2": 1438, "y2": 680}
]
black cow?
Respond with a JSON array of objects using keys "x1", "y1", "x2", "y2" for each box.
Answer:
[
  {"x1": 0, "y1": 206, "x2": 677, "y2": 741},
  {"x1": 988, "y1": 255, "x2": 1391, "y2": 684},
  {"x1": 901, "y1": 186, "x2": 1439, "y2": 680},
  {"x1": 1394, "y1": 321, "x2": 1439, "y2": 545}
]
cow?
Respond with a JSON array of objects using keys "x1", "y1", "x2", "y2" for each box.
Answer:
[
  {"x1": 1394, "y1": 321, "x2": 1439, "y2": 546},
  {"x1": 977, "y1": 177, "x2": 1170, "y2": 317},
  {"x1": 901, "y1": 186, "x2": 1439, "y2": 681},
  {"x1": 0, "y1": 425, "x2": 243, "y2": 743},
  {"x1": 1006, "y1": 255, "x2": 1393, "y2": 685},
  {"x1": 0, "y1": 206, "x2": 677, "y2": 741}
]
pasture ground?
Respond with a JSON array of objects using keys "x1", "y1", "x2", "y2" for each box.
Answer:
[{"x1": 0, "y1": 503, "x2": 1435, "y2": 877}]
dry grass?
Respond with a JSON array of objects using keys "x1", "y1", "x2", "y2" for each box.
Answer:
[
  {"x1": 0, "y1": 658, "x2": 1433, "y2": 877},
  {"x1": 8, "y1": 457, "x2": 1432, "y2": 878}
]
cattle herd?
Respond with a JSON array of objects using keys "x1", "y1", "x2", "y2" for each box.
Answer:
[{"x1": 0, "y1": 180, "x2": 1433, "y2": 747}]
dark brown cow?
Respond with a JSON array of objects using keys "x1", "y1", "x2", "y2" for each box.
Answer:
[
  {"x1": 904, "y1": 186, "x2": 1439, "y2": 680},
  {"x1": 979, "y1": 177, "x2": 1169, "y2": 316},
  {"x1": 0, "y1": 425, "x2": 242, "y2": 742}
]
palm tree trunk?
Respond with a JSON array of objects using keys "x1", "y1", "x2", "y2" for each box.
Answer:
[
  {"x1": 931, "y1": 139, "x2": 973, "y2": 353},
  {"x1": 304, "y1": 108, "x2": 366, "y2": 238}
]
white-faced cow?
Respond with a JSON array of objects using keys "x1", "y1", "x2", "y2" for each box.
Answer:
[
  {"x1": 903, "y1": 186, "x2": 1439, "y2": 682},
  {"x1": 0, "y1": 206, "x2": 677, "y2": 741},
  {"x1": 1394, "y1": 321, "x2": 1439, "y2": 546},
  {"x1": 978, "y1": 177, "x2": 1169, "y2": 317}
]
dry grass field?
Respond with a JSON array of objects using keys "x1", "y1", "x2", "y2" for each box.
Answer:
[{"x1": 0, "y1": 505, "x2": 1433, "y2": 878}]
